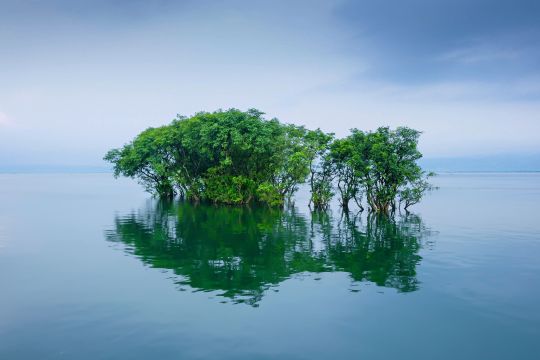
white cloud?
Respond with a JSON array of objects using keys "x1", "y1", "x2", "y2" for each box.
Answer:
[
  {"x1": 436, "y1": 31, "x2": 540, "y2": 65},
  {"x1": 276, "y1": 80, "x2": 540, "y2": 157},
  {"x1": 438, "y1": 45, "x2": 522, "y2": 64},
  {"x1": 1, "y1": 0, "x2": 539, "y2": 166}
]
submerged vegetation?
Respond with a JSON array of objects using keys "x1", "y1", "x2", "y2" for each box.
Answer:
[{"x1": 105, "y1": 109, "x2": 434, "y2": 212}]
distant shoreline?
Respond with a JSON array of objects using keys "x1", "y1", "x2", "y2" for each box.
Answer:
[{"x1": 432, "y1": 170, "x2": 540, "y2": 174}]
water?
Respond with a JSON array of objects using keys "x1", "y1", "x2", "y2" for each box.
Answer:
[{"x1": 0, "y1": 173, "x2": 539, "y2": 359}]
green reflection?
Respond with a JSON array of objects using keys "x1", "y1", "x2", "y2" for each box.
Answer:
[{"x1": 106, "y1": 201, "x2": 433, "y2": 305}]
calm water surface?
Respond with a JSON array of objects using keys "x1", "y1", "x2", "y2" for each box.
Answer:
[{"x1": 0, "y1": 173, "x2": 539, "y2": 359}]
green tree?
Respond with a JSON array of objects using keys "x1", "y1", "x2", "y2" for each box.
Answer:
[
  {"x1": 105, "y1": 109, "x2": 313, "y2": 206},
  {"x1": 104, "y1": 126, "x2": 176, "y2": 198},
  {"x1": 329, "y1": 137, "x2": 360, "y2": 211},
  {"x1": 348, "y1": 127, "x2": 433, "y2": 213},
  {"x1": 304, "y1": 129, "x2": 335, "y2": 210},
  {"x1": 399, "y1": 173, "x2": 436, "y2": 211},
  {"x1": 104, "y1": 109, "x2": 434, "y2": 210}
]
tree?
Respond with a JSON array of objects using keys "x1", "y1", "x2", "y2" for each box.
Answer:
[
  {"x1": 304, "y1": 129, "x2": 335, "y2": 210},
  {"x1": 399, "y1": 173, "x2": 436, "y2": 211},
  {"x1": 348, "y1": 126, "x2": 433, "y2": 213},
  {"x1": 329, "y1": 137, "x2": 360, "y2": 211},
  {"x1": 105, "y1": 109, "x2": 312, "y2": 206},
  {"x1": 269, "y1": 124, "x2": 311, "y2": 203},
  {"x1": 105, "y1": 109, "x2": 434, "y2": 211},
  {"x1": 104, "y1": 126, "x2": 176, "y2": 198}
]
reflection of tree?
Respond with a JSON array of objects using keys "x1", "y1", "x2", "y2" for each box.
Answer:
[
  {"x1": 316, "y1": 213, "x2": 426, "y2": 292},
  {"x1": 106, "y1": 201, "x2": 433, "y2": 305}
]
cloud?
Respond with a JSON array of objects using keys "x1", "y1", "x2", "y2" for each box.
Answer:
[
  {"x1": 1, "y1": 0, "x2": 540, "y2": 166},
  {"x1": 275, "y1": 79, "x2": 540, "y2": 157},
  {"x1": 335, "y1": 0, "x2": 540, "y2": 82},
  {"x1": 438, "y1": 45, "x2": 523, "y2": 64}
]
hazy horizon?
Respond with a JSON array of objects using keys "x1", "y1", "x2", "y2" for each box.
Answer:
[
  {"x1": 1, "y1": 0, "x2": 539, "y2": 169},
  {"x1": 2, "y1": 152, "x2": 540, "y2": 173}
]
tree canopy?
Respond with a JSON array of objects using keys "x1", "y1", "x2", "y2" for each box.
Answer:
[{"x1": 105, "y1": 108, "x2": 434, "y2": 212}]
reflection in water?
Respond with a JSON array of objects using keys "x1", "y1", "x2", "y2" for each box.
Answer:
[{"x1": 106, "y1": 201, "x2": 434, "y2": 306}]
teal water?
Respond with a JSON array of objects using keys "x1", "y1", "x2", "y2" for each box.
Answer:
[{"x1": 0, "y1": 173, "x2": 539, "y2": 359}]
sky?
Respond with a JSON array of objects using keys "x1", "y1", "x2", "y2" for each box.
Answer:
[{"x1": 1, "y1": 0, "x2": 539, "y2": 169}]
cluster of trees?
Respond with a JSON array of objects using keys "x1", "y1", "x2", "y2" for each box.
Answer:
[{"x1": 105, "y1": 109, "x2": 434, "y2": 212}]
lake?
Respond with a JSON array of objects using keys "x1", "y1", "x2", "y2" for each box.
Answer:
[{"x1": 1, "y1": 173, "x2": 539, "y2": 359}]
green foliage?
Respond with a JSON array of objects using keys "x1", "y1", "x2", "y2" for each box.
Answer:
[
  {"x1": 304, "y1": 129, "x2": 335, "y2": 209},
  {"x1": 347, "y1": 126, "x2": 433, "y2": 213},
  {"x1": 310, "y1": 162, "x2": 334, "y2": 210},
  {"x1": 104, "y1": 108, "x2": 434, "y2": 211},
  {"x1": 399, "y1": 172, "x2": 437, "y2": 210},
  {"x1": 256, "y1": 182, "x2": 284, "y2": 207},
  {"x1": 329, "y1": 137, "x2": 360, "y2": 210},
  {"x1": 105, "y1": 109, "x2": 311, "y2": 205},
  {"x1": 104, "y1": 126, "x2": 176, "y2": 198}
]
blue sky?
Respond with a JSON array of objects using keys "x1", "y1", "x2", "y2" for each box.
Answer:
[{"x1": 1, "y1": 0, "x2": 539, "y2": 168}]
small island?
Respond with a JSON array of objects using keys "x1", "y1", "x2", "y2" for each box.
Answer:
[{"x1": 105, "y1": 108, "x2": 434, "y2": 213}]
